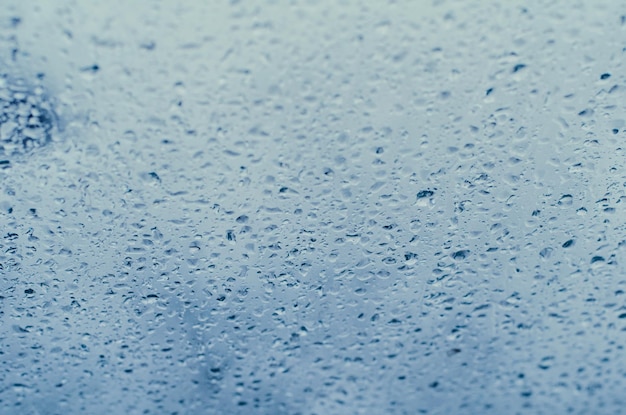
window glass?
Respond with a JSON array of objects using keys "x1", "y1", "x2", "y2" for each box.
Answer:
[{"x1": 1, "y1": 1, "x2": 625, "y2": 414}]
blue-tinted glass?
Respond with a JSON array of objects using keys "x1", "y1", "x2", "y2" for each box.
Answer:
[{"x1": 1, "y1": 1, "x2": 625, "y2": 414}]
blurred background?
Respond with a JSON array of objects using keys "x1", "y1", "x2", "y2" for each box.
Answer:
[{"x1": 1, "y1": 1, "x2": 626, "y2": 414}]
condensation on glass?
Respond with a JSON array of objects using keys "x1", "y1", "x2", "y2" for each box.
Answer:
[{"x1": 1, "y1": 1, "x2": 625, "y2": 414}]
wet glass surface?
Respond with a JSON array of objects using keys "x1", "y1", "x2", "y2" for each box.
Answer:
[{"x1": 1, "y1": 1, "x2": 626, "y2": 414}]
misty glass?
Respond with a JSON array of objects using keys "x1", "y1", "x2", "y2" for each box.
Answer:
[{"x1": 1, "y1": 1, "x2": 625, "y2": 414}]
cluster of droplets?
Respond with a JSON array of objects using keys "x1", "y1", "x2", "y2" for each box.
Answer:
[{"x1": 0, "y1": 74, "x2": 56, "y2": 159}]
